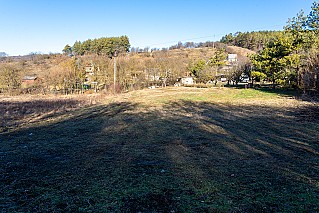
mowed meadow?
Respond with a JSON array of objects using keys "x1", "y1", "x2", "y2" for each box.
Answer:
[{"x1": 1, "y1": 87, "x2": 319, "y2": 212}]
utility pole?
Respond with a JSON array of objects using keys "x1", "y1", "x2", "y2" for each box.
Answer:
[{"x1": 113, "y1": 50, "x2": 118, "y2": 94}]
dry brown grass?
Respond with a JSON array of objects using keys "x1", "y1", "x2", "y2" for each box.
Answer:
[
  {"x1": 0, "y1": 87, "x2": 312, "y2": 132},
  {"x1": 0, "y1": 93, "x2": 107, "y2": 132},
  {"x1": 226, "y1": 45, "x2": 256, "y2": 57}
]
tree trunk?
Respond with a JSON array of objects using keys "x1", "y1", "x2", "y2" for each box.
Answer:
[
  {"x1": 272, "y1": 73, "x2": 276, "y2": 90},
  {"x1": 316, "y1": 72, "x2": 319, "y2": 93}
]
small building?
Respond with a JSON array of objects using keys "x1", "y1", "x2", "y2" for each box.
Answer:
[
  {"x1": 227, "y1": 54, "x2": 238, "y2": 63},
  {"x1": 21, "y1": 75, "x2": 39, "y2": 87},
  {"x1": 84, "y1": 64, "x2": 99, "y2": 87},
  {"x1": 148, "y1": 75, "x2": 161, "y2": 81},
  {"x1": 181, "y1": 76, "x2": 194, "y2": 85},
  {"x1": 215, "y1": 74, "x2": 227, "y2": 82},
  {"x1": 85, "y1": 65, "x2": 94, "y2": 75}
]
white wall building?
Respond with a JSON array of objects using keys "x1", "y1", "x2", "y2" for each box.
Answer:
[
  {"x1": 227, "y1": 54, "x2": 238, "y2": 63},
  {"x1": 181, "y1": 76, "x2": 194, "y2": 85}
]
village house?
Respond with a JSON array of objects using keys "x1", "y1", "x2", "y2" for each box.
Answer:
[
  {"x1": 212, "y1": 54, "x2": 239, "y2": 83},
  {"x1": 84, "y1": 64, "x2": 97, "y2": 85},
  {"x1": 175, "y1": 76, "x2": 194, "y2": 86},
  {"x1": 21, "y1": 75, "x2": 39, "y2": 88},
  {"x1": 85, "y1": 65, "x2": 94, "y2": 74},
  {"x1": 181, "y1": 76, "x2": 194, "y2": 85},
  {"x1": 227, "y1": 54, "x2": 238, "y2": 63}
]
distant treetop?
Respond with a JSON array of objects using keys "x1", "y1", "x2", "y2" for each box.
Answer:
[
  {"x1": 0, "y1": 52, "x2": 8, "y2": 57},
  {"x1": 220, "y1": 31, "x2": 284, "y2": 51},
  {"x1": 67, "y1": 36, "x2": 130, "y2": 57}
]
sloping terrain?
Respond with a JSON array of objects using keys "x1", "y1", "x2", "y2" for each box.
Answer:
[
  {"x1": 2, "y1": 45, "x2": 255, "y2": 79},
  {"x1": 1, "y1": 87, "x2": 318, "y2": 212},
  {"x1": 226, "y1": 45, "x2": 256, "y2": 57}
]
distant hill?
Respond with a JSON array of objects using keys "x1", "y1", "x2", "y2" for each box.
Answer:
[
  {"x1": 1, "y1": 45, "x2": 255, "y2": 76},
  {"x1": 225, "y1": 46, "x2": 255, "y2": 57},
  {"x1": 0, "y1": 45, "x2": 255, "y2": 90},
  {"x1": 132, "y1": 45, "x2": 255, "y2": 61},
  {"x1": 220, "y1": 31, "x2": 283, "y2": 51}
]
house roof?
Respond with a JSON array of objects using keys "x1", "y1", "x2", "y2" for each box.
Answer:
[{"x1": 22, "y1": 76, "x2": 37, "y2": 80}]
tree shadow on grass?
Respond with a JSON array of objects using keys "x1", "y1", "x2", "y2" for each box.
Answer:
[
  {"x1": 164, "y1": 101, "x2": 319, "y2": 211},
  {"x1": 0, "y1": 98, "x2": 87, "y2": 132},
  {"x1": 1, "y1": 100, "x2": 318, "y2": 212},
  {"x1": 255, "y1": 87, "x2": 300, "y2": 98}
]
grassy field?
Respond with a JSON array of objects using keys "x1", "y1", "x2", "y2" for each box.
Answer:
[{"x1": 1, "y1": 87, "x2": 319, "y2": 212}]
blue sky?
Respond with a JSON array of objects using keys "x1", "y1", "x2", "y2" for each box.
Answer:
[{"x1": 0, "y1": 0, "x2": 314, "y2": 56}]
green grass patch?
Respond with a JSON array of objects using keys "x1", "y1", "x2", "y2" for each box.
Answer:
[{"x1": 233, "y1": 88, "x2": 278, "y2": 99}]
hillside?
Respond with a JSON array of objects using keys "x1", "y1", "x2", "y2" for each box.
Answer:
[
  {"x1": 0, "y1": 45, "x2": 255, "y2": 94},
  {"x1": 225, "y1": 45, "x2": 256, "y2": 57},
  {"x1": 133, "y1": 45, "x2": 255, "y2": 61},
  {"x1": 0, "y1": 54, "x2": 69, "y2": 82},
  {"x1": 2, "y1": 45, "x2": 255, "y2": 77}
]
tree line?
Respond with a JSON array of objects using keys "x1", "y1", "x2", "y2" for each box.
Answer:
[
  {"x1": 63, "y1": 36, "x2": 130, "y2": 57},
  {"x1": 248, "y1": 1, "x2": 319, "y2": 92},
  {"x1": 220, "y1": 31, "x2": 284, "y2": 52},
  {"x1": 130, "y1": 41, "x2": 227, "y2": 54}
]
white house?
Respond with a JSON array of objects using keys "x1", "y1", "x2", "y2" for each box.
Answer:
[
  {"x1": 181, "y1": 76, "x2": 194, "y2": 85},
  {"x1": 227, "y1": 54, "x2": 238, "y2": 63}
]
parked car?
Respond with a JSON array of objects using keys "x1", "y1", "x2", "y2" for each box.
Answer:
[{"x1": 240, "y1": 75, "x2": 249, "y2": 83}]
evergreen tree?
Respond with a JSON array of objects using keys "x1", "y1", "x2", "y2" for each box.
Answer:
[
  {"x1": 62, "y1": 44, "x2": 72, "y2": 55},
  {"x1": 250, "y1": 34, "x2": 300, "y2": 89},
  {"x1": 69, "y1": 36, "x2": 130, "y2": 57}
]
